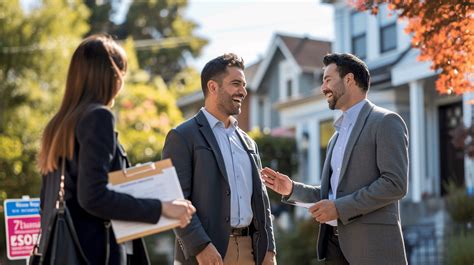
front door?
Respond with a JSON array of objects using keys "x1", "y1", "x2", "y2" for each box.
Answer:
[{"x1": 438, "y1": 101, "x2": 464, "y2": 195}]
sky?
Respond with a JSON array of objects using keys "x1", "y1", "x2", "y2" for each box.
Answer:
[{"x1": 184, "y1": 0, "x2": 334, "y2": 69}]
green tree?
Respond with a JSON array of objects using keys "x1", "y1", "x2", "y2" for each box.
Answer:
[
  {"x1": 84, "y1": 0, "x2": 116, "y2": 35},
  {"x1": 168, "y1": 66, "x2": 202, "y2": 98},
  {"x1": 0, "y1": 0, "x2": 89, "y2": 262},
  {"x1": 115, "y1": 38, "x2": 184, "y2": 164},
  {"x1": 121, "y1": 0, "x2": 208, "y2": 82}
]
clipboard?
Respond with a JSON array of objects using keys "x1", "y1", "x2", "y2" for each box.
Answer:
[{"x1": 108, "y1": 159, "x2": 184, "y2": 244}]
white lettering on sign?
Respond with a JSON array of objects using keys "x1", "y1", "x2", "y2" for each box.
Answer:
[
  {"x1": 13, "y1": 220, "x2": 41, "y2": 230},
  {"x1": 9, "y1": 234, "x2": 39, "y2": 247}
]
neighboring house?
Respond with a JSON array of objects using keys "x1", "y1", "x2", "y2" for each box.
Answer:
[
  {"x1": 177, "y1": 33, "x2": 333, "y2": 185},
  {"x1": 176, "y1": 60, "x2": 261, "y2": 132},
  {"x1": 323, "y1": 1, "x2": 473, "y2": 205},
  {"x1": 249, "y1": 33, "x2": 332, "y2": 184}
]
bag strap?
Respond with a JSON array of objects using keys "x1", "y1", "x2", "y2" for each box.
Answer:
[
  {"x1": 56, "y1": 158, "x2": 66, "y2": 212},
  {"x1": 30, "y1": 158, "x2": 66, "y2": 260}
]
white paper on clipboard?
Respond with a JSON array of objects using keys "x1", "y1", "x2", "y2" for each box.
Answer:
[{"x1": 107, "y1": 159, "x2": 184, "y2": 244}]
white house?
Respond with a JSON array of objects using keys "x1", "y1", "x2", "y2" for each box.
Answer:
[{"x1": 322, "y1": 1, "x2": 473, "y2": 204}]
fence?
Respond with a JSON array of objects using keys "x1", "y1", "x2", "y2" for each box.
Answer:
[{"x1": 403, "y1": 222, "x2": 473, "y2": 265}]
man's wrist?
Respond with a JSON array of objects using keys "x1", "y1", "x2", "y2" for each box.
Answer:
[{"x1": 196, "y1": 241, "x2": 211, "y2": 256}]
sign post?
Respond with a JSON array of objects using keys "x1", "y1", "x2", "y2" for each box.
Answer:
[{"x1": 3, "y1": 196, "x2": 41, "y2": 262}]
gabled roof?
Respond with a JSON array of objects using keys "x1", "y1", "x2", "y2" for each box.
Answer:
[
  {"x1": 279, "y1": 35, "x2": 331, "y2": 72},
  {"x1": 244, "y1": 60, "x2": 262, "y2": 88},
  {"x1": 251, "y1": 33, "x2": 331, "y2": 90}
]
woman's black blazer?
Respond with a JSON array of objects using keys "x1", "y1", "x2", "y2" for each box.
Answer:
[{"x1": 40, "y1": 105, "x2": 162, "y2": 265}]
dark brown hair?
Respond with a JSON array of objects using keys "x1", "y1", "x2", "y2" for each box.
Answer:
[
  {"x1": 200, "y1": 53, "x2": 244, "y2": 97},
  {"x1": 323, "y1": 53, "x2": 370, "y2": 91},
  {"x1": 38, "y1": 34, "x2": 127, "y2": 174}
]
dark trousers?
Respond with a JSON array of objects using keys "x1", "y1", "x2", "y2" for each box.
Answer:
[{"x1": 325, "y1": 226, "x2": 349, "y2": 265}]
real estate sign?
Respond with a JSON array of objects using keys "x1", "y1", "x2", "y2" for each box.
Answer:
[{"x1": 3, "y1": 197, "x2": 41, "y2": 260}]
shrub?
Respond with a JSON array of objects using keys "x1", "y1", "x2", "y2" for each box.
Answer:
[{"x1": 445, "y1": 231, "x2": 474, "y2": 265}]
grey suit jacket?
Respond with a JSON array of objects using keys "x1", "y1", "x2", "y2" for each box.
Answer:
[
  {"x1": 162, "y1": 110, "x2": 276, "y2": 265},
  {"x1": 284, "y1": 101, "x2": 408, "y2": 265}
]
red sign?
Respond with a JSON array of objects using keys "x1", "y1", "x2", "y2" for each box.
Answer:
[
  {"x1": 4, "y1": 198, "x2": 41, "y2": 260},
  {"x1": 6, "y1": 217, "x2": 41, "y2": 258}
]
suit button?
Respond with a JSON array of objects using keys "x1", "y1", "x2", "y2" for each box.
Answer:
[
  {"x1": 225, "y1": 217, "x2": 230, "y2": 222},
  {"x1": 226, "y1": 190, "x2": 230, "y2": 196}
]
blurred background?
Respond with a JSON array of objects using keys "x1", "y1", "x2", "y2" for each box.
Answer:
[{"x1": 1, "y1": 0, "x2": 473, "y2": 264}]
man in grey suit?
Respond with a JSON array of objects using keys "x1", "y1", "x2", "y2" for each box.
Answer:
[
  {"x1": 261, "y1": 53, "x2": 408, "y2": 265},
  {"x1": 163, "y1": 53, "x2": 276, "y2": 265}
]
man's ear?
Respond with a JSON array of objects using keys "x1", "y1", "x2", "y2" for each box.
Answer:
[
  {"x1": 207, "y1": 80, "x2": 218, "y2": 95},
  {"x1": 344, "y1": 73, "x2": 355, "y2": 86}
]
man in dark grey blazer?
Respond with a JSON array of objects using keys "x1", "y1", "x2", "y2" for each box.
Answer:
[
  {"x1": 261, "y1": 53, "x2": 408, "y2": 265},
  {"x1": 163, "y1": 53, "x2": 276, "y2": 265}
]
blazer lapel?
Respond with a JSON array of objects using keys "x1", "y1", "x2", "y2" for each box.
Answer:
[
  {"x1": 338, "y1": 101, "x2": 374, "y2": 185},
  {"x1": 195, "y1": 111, "x2": 229, "y2": 184},
  {"x1": 321, "y1": 132, "x2": 338, "y2": 198}
]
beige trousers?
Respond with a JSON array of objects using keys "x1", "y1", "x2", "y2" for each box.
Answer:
[
  {"x1": 223, "y1": 235, "x2": 276, "y2": 265},
  {"x1": 223, "y1": 235, "x2": 255, "y2": 265}
]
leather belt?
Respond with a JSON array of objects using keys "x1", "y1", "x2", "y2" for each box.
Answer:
[{"x1": 230, "y1": 226, "x2": 250, "y2": 237}]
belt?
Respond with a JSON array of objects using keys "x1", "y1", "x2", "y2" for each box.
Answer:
[{"x1": 230, "y1": 226, "x2": 250, "y2": 237}]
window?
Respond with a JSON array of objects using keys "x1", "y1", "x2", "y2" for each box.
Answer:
[
  {"x1": 319, "y1": 119, "x2": 335, "y2": 169},
  {"x1": 351, "y1": 11, "x2": 367, "y2": 59},
  {"x1": 379, "y1": 4, "x2": 397, "y2": 53},
  {"x1": 286, "y1": 79, "x2": 293, "y2": 98}
]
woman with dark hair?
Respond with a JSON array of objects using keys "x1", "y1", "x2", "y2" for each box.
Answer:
[{"x1": 38, "y1": 34, "x2": 195, "y2": 265}]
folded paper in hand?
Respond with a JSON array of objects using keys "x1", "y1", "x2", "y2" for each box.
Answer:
[
  {"x1": 108, "y1": 159, "x2": 184, "y2": 244},
  {"x1": 281, "y1": 200, "x2": 315, "y2": 208}
]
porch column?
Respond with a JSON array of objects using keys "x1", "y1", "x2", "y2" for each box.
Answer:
[
  {"x1": 409, "y1": 80, "x2": 425, "y2": 203},
  {"x1": 463, "y1": 92, "x2": 474, "y2": 195}
]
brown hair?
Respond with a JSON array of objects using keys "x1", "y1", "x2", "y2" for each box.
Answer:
[
  {"x1": 323, "y1": 53, "x2": 370, "y2": 91},
  {"x1": 200, "y1": 53, "x2": 244, "y2": 97},
  {"x1": 38, "y1": 34, "x2": 127, "y2": 174}
]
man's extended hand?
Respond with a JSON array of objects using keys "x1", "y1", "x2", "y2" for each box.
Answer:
[
  {"x1": 260, "y1": 167, "x2": 293, "y2": 196},
  {"x1": 196, "y1": 243, "x2": 223, "y2": 265},
  {"x1": 308, "y1": 199, "x2": 339, "y2": 223}
]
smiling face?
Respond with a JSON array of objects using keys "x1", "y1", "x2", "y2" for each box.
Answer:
[
  {"x1": 321, "y1": 63, "x2": 348, "y2": 110},
  {"x1": 213, "y1": 66, "x2": 247, "y2": 117}
]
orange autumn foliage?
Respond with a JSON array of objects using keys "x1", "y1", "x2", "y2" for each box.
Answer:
[{"x1": 350, "y1": 0, "x2": 473, "y2": 95}]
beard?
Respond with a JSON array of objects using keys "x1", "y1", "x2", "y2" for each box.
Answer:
[
  {"x1": 328, "y1": 96, "x2": 337, "y2": 110},
  {"x1": 217, "y1": 92, "x2": 243, "y2": 116},
  {"x1": 327, "y1": 83, "x2": 345, "y2": 110}
]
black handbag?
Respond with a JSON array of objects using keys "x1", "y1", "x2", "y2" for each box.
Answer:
[{"x1": 29, "y1": 159, "x2": 90, "y2": 265}]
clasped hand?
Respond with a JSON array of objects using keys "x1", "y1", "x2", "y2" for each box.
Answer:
[{"x1": 162, "y1": 199, "x2": 196, "y2": 228}]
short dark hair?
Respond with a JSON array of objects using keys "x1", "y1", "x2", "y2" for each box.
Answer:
[
  {"x1": 201, "y1": 53, "x2": 245, "y2": 97},
  {"x1": 323, "y1": 53, "x2": 370, "y2": 91}
]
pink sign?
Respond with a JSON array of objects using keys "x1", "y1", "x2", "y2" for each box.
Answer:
[
  {"x1": 6, "y1": 216, "x2": 41, "y2": 259},
  {"x1": 4, "y1": 198, "x2": 41, "y2": 260}
]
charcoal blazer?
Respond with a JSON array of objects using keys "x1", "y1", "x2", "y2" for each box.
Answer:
[
  {"x1": 162, "y1": 110, "x2": 276, "y2": 265},
  {"x1": 284, "y1": 100, "x2": 409, "y2": 265}
]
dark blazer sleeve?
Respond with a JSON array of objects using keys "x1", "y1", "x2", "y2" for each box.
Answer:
[
  {"x1": 75, "y1": 107, "x2": 161, "y2": 223},
  {"x1": 162, "y1": 128, "x2": 211, "y2": 258},
  {"x1": 251, "y1": 142, "x2": 276, "y2": 253}
]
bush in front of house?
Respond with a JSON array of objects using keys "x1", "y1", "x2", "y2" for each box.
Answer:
[
  {"x1": 445, "y1": 182, "x2": 474, "y2": 223},
  {"x1": 445, "y1": 231, "x2": 474, "y2": 265},
  {"x1": 275, "y1": 217, "x2": 324, "y2": 265}
]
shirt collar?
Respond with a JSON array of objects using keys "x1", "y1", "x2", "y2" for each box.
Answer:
[
  {"x1": 344, "y1": 99, "x2": 367, "y2": 125},
  {"x1": 201, "y1": 107, "x2": 238, "y2": 129},
  {"x1": 333, "y1": 99, "x2": 368, "y2": 131}
]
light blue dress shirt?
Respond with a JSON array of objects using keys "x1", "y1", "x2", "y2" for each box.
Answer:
[
  {"x1": 327, "y1": 99, "x2": 367, "y2": 226},
  {"x1": 202, "y1": 108, "x2": 253, "y2": 228}
]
